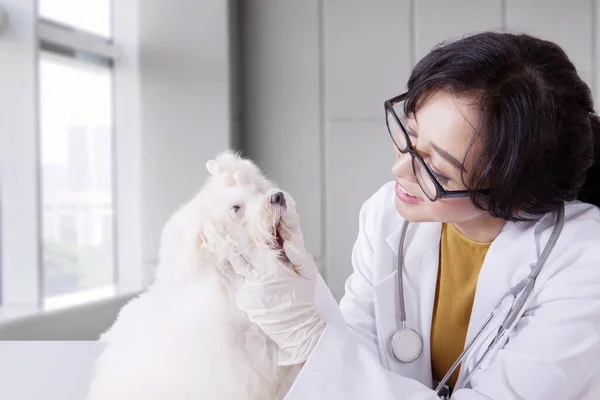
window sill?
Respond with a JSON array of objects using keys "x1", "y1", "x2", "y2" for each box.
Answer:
[{"x1": 0, "y1": 286, "x2": 143, "y2": 339}]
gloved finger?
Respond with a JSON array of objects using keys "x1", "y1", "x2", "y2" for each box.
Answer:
[
  {"x1": 219, "y1": 261, "x2": 245, "y2": 288},
  {"x1": 283, "y1": 241, "x2": 317, "y2": 279},
  {"x1": 226, "y1": 253, "x2": 253, "y2": 279},
  {"x1": 283, "y1": 240, "x2": 305, "y2": 265},
  {"x1": 284, "y1": 211, "x2": 300, "y2": 227}
]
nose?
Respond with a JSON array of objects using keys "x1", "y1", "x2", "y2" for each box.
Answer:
[
  {"x1": 392, "y1": 152, "x2": 418, "y2": 183},
  {"x1": 270, "y1": 192, "x2": 286, "y2": 207}
]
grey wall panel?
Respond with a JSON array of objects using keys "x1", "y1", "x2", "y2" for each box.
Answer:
[
  {"x1": 325, "y1": 0, "x2": 412, "y2": 120},
  {"x1": 139, "y1": 0, "x2": 233, "y2": 268},
  {"x1": 140, "y1": 80, "x2": 232, "y2": 266},
  {"x1": 415, "y1": 0, "x2": 503, "y2": 61},
  {"x1": 325, "y1": 121, "x2": 395, "y2": 300},
  {"x1": 241, "y1": 0, "x2": 323, "y2": 258},
  {"x1": 597, "y1": 0, "x2": 600, "y2": 105},
  {"x1": 506, "y1": 0, "x2": 594, "y2": 90}
]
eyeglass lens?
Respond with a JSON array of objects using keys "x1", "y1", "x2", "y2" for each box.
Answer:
[{"x1": 387, "y1": 103, "x2": 438, "y2": 200}]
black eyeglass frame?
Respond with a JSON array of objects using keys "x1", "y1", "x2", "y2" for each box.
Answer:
[{"x1": 385, "y1": 92, "x2": 489, "y2": 201}]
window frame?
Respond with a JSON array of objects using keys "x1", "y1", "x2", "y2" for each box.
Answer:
[{"x1": 0, "y1": 0, "x2": 143, "y2": 317}]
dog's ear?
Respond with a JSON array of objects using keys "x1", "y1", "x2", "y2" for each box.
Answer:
[
  {"x1": 206, "y1": 159, "x2": 221, "y2": 176},
  {"x1": 222, "y1": 171, "x2": 235, "y2": 187},
  {"x1": 196, "y1": 232, "x2": 209, "y2": 255},
  {"x1": 233, "y1": 170, "x2": 249, "y2": 186}
]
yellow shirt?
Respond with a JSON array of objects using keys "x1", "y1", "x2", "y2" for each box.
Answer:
[{"x1": 430, "y1": 223, "x2": 492, "y2": 389}]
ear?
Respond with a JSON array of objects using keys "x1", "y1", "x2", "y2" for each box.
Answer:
[
  {"x1": 196, "y1": 232, "x2": 209, "y2": 258},
  {"x1": 233, "y1": 170, "x2": 249, "y2": 186},
  {"x1": 206, "y1": 159, "x2": 221, "y2": 176},
  {"x1": 222, "y1": 171, "x2": 235, "y2": 187}
]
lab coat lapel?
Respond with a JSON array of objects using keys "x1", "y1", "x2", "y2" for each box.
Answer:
[
  {"x1": 378, "y1": 213, "x2": 552, "y2": 390},
  {"x1": 373, "y1": 221, "x2": 442, "y2": 386},
  {"x1": 455, "y1": 219, "x2": 538, "y2": 387}
]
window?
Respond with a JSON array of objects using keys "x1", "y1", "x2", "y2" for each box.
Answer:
[
  {"x1": 39, "y1": 52, "x2": 115, "y2": 299},
  {"x1": 39, "y1": 0, "x2": 111, "y2": 38},
  {"x1": 36, "y1": 2, "x2": 117, "y2": 306},
  {"x1": 36, "y1": 1, "x2": 117, "y2": 306},
  {"x1": 0, "y1": 0, "x2": 138, "y2": 313}
]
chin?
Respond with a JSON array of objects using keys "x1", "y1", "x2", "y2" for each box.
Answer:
[
  {"x1": 85, "y1": 151, "x2": 302, "y2": 400},
  {"x1": 394, "y1": 196, "x2": 435, "y2": 222}
]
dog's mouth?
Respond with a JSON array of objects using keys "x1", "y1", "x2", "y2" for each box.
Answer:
[
  {"x1": 275, "y1": 223, "x2": 285, "y2": 249},
  {"x1": 271, "y1": 220, "x2": 285, "y2": 249},
  {"x1": 270, "y1": 219, "x2": 290, "y2": 262}
]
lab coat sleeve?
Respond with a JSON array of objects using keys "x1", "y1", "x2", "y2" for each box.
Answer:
[
  {"x1": 283, "y1": 202, "x2": 437, "y2": 400},
  {"x1": 337, "y1": 202, "x2": 381, "y2": 355}
]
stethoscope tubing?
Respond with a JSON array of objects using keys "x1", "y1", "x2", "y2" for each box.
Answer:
[{"x1": 392, "y1": 204, "x2": 566, "y2": 397}]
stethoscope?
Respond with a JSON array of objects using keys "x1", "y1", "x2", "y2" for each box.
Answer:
[{"x1": 390, "y1": 204, "x2": 565, "y2": 397}]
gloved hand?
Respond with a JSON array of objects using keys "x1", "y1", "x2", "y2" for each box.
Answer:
[{"x1": 221, "y1": 239, "x2": 326, "y2": 366}]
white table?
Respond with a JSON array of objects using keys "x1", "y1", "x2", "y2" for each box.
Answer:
[{"x1": 0, "y1": 341, "x2": 104, "y2": 400}]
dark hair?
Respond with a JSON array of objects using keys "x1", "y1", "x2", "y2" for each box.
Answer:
[{"x1": 404, "y1": 31, "x2": 600, "y2": 221}]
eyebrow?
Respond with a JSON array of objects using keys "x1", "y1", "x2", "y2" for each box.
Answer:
[
  {"x1": 430, "y1": 142, "x2": 466, "y2": 173},
  {"x1": 412, "y1": 115, "x2": 467, "y2": 173}
]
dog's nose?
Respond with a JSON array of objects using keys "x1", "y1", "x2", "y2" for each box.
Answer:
[{"x1": 270, "y1": 192, "x2": 286, "y2": 207}]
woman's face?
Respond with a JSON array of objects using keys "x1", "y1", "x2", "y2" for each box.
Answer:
[{"x1": 392, "y1": 90, "x2": 486, "y2": 223}]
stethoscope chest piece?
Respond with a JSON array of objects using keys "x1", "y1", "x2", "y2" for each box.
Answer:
[{"x1": 391, "y1": 327, "x2": 423, "y2": 363}]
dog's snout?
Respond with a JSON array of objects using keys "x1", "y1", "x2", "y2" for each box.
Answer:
[{"x1": 270, "y1": 192, "x2": 286, "y2": 207}]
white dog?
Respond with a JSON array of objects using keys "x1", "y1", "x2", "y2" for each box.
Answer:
[{"x1": 86, "y1": 151, "x2": 303, "y2": 400}]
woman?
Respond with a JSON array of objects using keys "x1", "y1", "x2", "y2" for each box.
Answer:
[{"x1": 225, "y1": 32, "x2": 600, "y2": 399}]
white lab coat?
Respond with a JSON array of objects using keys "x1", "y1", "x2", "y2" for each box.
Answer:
[{"x1": 283, "y1": 181, "x2": 600, "y2": 399}]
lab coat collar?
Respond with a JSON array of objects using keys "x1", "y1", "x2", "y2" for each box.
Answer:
[
  {"x1": 385, "y1": 220, "x2": 441, "y2": 264},
  {"x1": 384, "y1": 215, "x2": 542, "y2": 265}
]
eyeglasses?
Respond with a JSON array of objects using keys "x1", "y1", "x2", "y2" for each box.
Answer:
[{"x1": 385, "y1": 92, "x2": 489, "y2": 202}]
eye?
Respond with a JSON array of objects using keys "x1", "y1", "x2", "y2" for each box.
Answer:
[
  {"x1": 232, "y1": 205, "x2": 241, "y2": 213},
  {"x1": 405, "y1": 128, "x2": 418, "y2": 139},
  {"x1": 428, "y1": 164, "x2": 450, "y2": 187}
]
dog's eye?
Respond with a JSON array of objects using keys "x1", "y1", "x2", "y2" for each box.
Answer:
[{"x1": 232, "y1": 205, "x2": 241, "y2": 212}]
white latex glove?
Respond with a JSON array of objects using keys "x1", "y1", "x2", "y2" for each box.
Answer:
[{"x1": 221, "y1": 240, "x2": 326, "y2": 366}]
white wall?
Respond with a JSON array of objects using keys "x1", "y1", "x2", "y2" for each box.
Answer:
[
  {"x1": 139, "y1": 0, "x2": 236, "y2": 278},
  {"x1": 0, "y1": 0, "x2": 41, "y2": 306},
  {"x1": 239, "y1": 0, "x2": 324, "y2": 266},
  {"x1": 240, "y1": 0, "x2": 600, "y2": 300}
]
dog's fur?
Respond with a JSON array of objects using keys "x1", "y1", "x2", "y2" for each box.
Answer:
[{"x1": 86, "y1": 151, "x2": 301, "y2": 400}]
